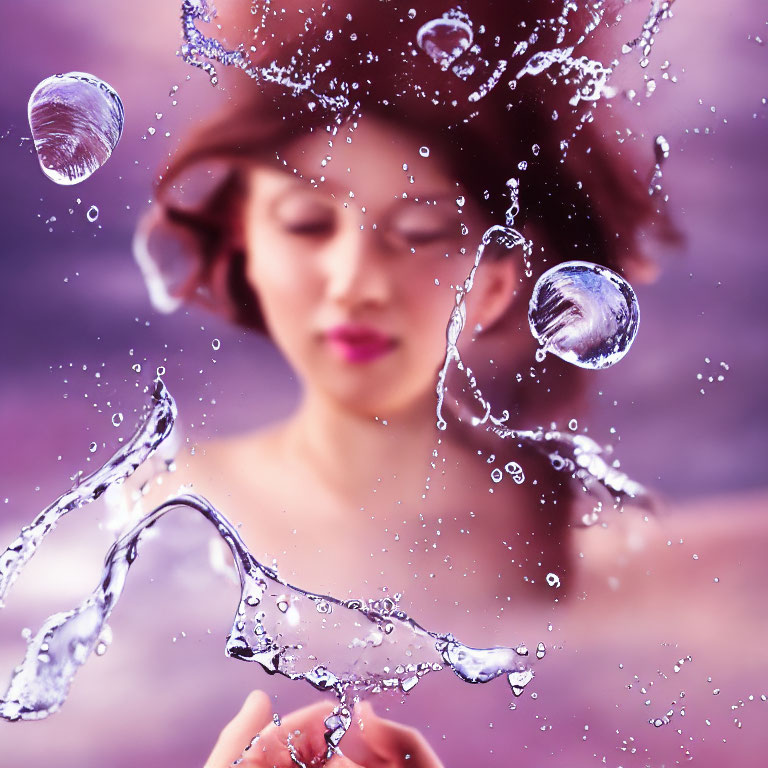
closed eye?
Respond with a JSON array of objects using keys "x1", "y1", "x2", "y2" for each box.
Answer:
[
  {"x1": 389, "y1": 203, "x2": 459, "y2": 248},
  {"x1": 282, "y1": 217, "x2": 336, "y2": 236},
  {"x1": 396, "y1": 226, "x2": 455, "y2": 245},
  {"x1": 272, "y1": 189, "x2": 337, "y2": 237}
]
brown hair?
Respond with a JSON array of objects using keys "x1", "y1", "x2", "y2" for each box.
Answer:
[{"x1": 135, "y1": 0, "x2": 674, "y2": 425}]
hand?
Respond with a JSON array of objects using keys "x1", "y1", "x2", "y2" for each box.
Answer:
[{"x1": 204, "y1": 690, "x2": 444, "y2": 768}]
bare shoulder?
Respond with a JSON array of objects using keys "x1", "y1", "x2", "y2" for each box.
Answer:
[
  {"x1": 122, "y1": 422, "x2": 292, "y2": 523},
  {"x1": 574, "y1": 488, "x2": 768, "y2": 571},
  {"x1": 570, "y1": 488, "x2": 768, "y2": 648}
]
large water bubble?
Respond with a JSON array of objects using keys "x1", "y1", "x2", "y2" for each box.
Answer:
[
  {"x1": 528, "y1": 261, "x2": 640, "y2": 369},
  {"x1": 416, "y1": 16, "x2": 473, "y2": 70},
  {"x1": 28, "y1": 72, "x2": 124, "y2": 185}
]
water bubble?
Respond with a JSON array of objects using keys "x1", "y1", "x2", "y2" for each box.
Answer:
[
  {"x1": 536, "y1": 642, "x2": 546, "y2": 660},
  {"x1": 416, "y1": 16, "x2": 473, "y2": 71},
  {"x1": 27, "y1": 72, "x2": 123, "y2": 185},
  {"x1": 211, "y1": 338, "x2": 221, "y2": 351},
  {"x1": 111, "y1": 412, "x2": 124, "y2": 428},
  {"x1": 528, "y1": 261, "x2": 640, "y2": 370},
  {"x1": 86, "y1": 205, "x2": 99, "y2": 223},
  {"x1": 88, "y1": 442, "x2": 98, "y2": 453},
  {"x1": 490, "y1": 467, "x2": 503, "y2": 483},
  {"x1": 419, "y1": 146, "x2": 430, "y2": 158}
]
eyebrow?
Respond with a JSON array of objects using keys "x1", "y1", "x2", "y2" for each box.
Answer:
[
  {"x1": 389, "y1": 193, "x2": 461, "y2": 209},
  {"x1": 264, "y1": 165, "x2": 463, "y2": 212}
]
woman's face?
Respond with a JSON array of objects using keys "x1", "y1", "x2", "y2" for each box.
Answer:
[{"x1": 242, "y1": 118, "x2": 500, "y2": 418}]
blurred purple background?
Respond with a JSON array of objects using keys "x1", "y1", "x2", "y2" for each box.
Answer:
[{"x1": 0, "y1": 1, "x2": 766, "y2": 765}]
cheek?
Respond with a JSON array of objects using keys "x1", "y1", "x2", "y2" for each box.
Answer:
[
  {"x1": 244, "y1": 238, "x2": 319, "y2": 340},
  {"x1": 399, "y1": 258, "x2": 467, "y2": 343}
]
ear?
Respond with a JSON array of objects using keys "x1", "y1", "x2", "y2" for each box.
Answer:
[{"x1": 464, "y1": 254, "x2": 520, "y2": 334}]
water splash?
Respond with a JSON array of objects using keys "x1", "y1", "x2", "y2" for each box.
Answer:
[
  {"x1": 435, "y1": 182, "x2": 646, "y2": 502},
  {"x1": 179, "y1": 0, "x2": 351, "y2": 111},
  {"x1": 528, "y1": 261, "x2": 640, "y2": 369},
  {"x1": 416, "y1": 13, "x2": 474, "y2": 71},
  {"x1": 515, "y1": 46, "x2": 614, "y2": 106},
  {"x1": 177, "y1": 2, "x2": 670, "y2": 116},
  {"x1": 414, "y1": 3, "x2": 615, "y2": 106},
  {"x1": 415, "y1": 8, "x2": 508, "y2": 104},
  {"x1": 180, "y1": 0, "x2": 247, "y2": 87},
  {"x1": 0, "y1": 381, "x2": 175, "y2": 610},
  {"x1": 622, "y1": 0, "x2": 677, "y2": 68},
  {"x1": 0, "y1": 386, "x2": 536, "y2": 756},
  {"x1": 27, "y1": 72, "x2": 124, "y2": 185}
]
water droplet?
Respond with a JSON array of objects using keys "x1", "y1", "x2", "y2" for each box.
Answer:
[
  {"x1": 503, "y1": 461, "x2": 525, "y2": 484},
  {"x1": 111, "y1": 412, "x2": 124, "y2": 428},
  {"x1": 546, "y1": 572, "x2": 561, "y2": 588},
  {"x1": 536, "y1": 642, "x2": 546, "y2": 660},
  {"x1": 407, "y1": 8, "x2": 416, "y2": 20},
  {"x1": 419, "y1": 146, "x2": 430, "y2": 158},
  {"x1": 416, "y1": 16, "x2": 473, "y2": 70},
  {"x1": 528, "y1": 261, "x2": 640, "y2": 369},
  {"x1": 27, "y1": 72, "x2": 123, "y2": 185},
  {"x1": 508, "y1": 668, "x2": 534, "y2": 696},
  {"x1": 315, "y1": 599, "x2": 333, "y2": 614},
  {"x1": 654, "y1": 135, "x2": 670, "y2": 164},
  {"x1": 86, "y1": 205, "x2": 99, "y2": 223},
  {"x1": 88, "y1": 442, "x2": 98, "y2": 453}
]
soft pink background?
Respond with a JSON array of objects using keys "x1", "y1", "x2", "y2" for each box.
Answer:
[{"x1": 0, "y1": 1, "x2": 766, "y2": 766}]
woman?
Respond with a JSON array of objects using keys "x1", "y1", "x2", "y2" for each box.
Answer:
[{"x1": 132, "y1": 2, "x2": 730, "y2": 766}]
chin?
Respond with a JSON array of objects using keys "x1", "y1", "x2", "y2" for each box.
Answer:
[{"x1": 332, "y1": 383, "x2": 436, "y2": 422}]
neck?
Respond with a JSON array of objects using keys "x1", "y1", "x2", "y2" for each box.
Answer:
[{"x1": 282, "y1": 388, "x2": 442, "y2": 511}]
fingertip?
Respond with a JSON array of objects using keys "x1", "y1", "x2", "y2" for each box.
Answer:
[{"x1": 241, "y1": 689, "x2": 271, "y2": 714}]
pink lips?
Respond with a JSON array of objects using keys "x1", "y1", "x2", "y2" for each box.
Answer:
[{"x1": 324, "y1": 325, "x2": 397, "y2": 363}]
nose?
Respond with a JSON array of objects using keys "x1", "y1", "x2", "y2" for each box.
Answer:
[{"x1": 324, "y1": 216, "x2": 392, "y2": 308}]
